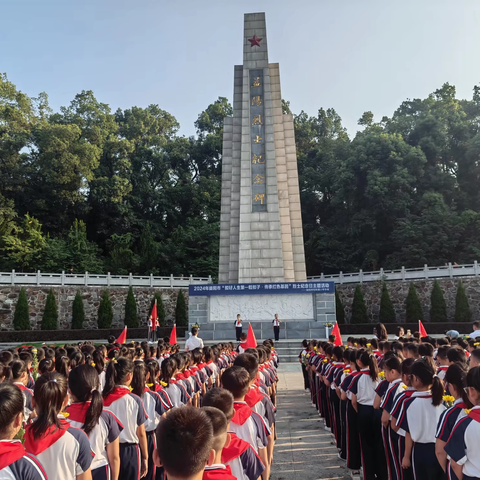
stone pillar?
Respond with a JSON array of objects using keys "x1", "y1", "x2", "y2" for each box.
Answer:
[{"x1": 219, "y1": 12, "x2": 307, "y2": 284}]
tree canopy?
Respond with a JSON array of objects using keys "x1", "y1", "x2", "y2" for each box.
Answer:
[{"x1": 2, "y1": 73, "x2": 480, "y2": 277}]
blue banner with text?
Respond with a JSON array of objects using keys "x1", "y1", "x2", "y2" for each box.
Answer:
[{"x1": 189, "y1": 281, "x2": 334, "y2": 296}]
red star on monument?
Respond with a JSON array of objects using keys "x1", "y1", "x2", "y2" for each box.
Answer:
[{"x1": 248, "y1": 35, "x2": 263, "y2": 47}]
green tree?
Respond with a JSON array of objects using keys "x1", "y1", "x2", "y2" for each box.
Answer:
[
  {"x1": 71, "y1": 290, "x2": 85, "y2": 329},
  {"x1": 124, "y1": 286, "x2": 139, "y2": 327},
  {"x1": 150, "y1": 291, "x2": 166, "y2": 327},
  {"x1": 97, "y1": 290, "x2": 113, "y2": 328},
  {"x1": 175, "y1": 290, "x2": 188, "y2": 327},
  {"x1": 13, "y1": 287, "x2": 30, "y2": 330},
  {"x1": 379, "y1": 282, "x2": 396, "y2": 323},
  {"x1": 41, "y1": 289, "x2": 58, "y2": 330},
  {"x1": 350, "y1": 285, "x2": 369, "y2": 324},
  {"x1": 405, "y1": 283, "x2": 424, "y2": 323},
  {"x1": 430, "y1": 280, "x2": 448, "y2": 322},
  {"x1": 335, "y1": 289, "x2": 345, "y2": 324},
  {"x1": 454, "y1": 280, "x2": 471, "y2": 323}
]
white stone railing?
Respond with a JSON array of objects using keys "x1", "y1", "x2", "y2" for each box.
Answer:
[
  {"x1": 0, "y1": 271, "x2": 212, "y2": 288},
  {"x1": 308, "y1": 262, "x2": 480, "y2": 285}
]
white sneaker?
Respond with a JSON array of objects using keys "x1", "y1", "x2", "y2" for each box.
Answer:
[{"x1": 305, "y1": 388, "x2": 310, "y2": 393}]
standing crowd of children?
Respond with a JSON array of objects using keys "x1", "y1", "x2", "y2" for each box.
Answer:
[
  {"x1": 0, "y1": 336, "x2": 278, "y2": 480},
  {"x1": 301, "y1": 325, "x2": 480, "y2": 480}
]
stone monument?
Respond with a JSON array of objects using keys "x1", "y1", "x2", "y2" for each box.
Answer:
[{"x1": 218, "y1": 12, "x2": 307, "y2": 284}]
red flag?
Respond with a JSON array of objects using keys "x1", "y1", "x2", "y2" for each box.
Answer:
[
  {"x1": 169, "y1": 325, "x2": 177, "y2": 345},
  {"x1": 115, "y1": 326, "x2": 127, "y2": 344},
  {"x1": 245, "y1": 323, "x2": 257, "y2": 349},
  {"x1": 151, "y1": 301, "x2": 158, "y2": 329},
  {"x1": 331, "y1": 322, "x2": 343, "y2": 346},
  {"x1": 419, "y1": 320, "x2": 428, "y2": 338}
]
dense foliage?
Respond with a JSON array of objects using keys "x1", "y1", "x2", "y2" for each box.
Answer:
[
  {"x1": 2, "y1": 73, "x2": 480, "y2": 276},
  {"x1": 454, "y1": 280, "x2": 472, "y2": 323},
  {"x1": 335, "y1": 289, "x2": 345, "y2": 324},
  {"x1": 13, "y1": 287, "x2": 30, "y2": 330},
  {"x1": 175, "y1": 290, "x2": 188, "y2": 327},
  {"x1": 97, "y1": 290, "x2": 113, "y2": 329},
  {"x1": 430, "y1": 280, "x2": 448, "y2": 323},
  {"x1": 405, "y1": 283, "x2": 424, "y2": 322},
  {"x1": 41, "y1": 289, "x2": 58, "y2": 330},
  {"x1": 350, "y1": 285, "x2": 369, "y2": 324},
  {"x1": 379, "y1": 283, "x2": 396, "y2": 323},
  {"x1": 124, "y1": 286, "x2": 139, "y2": 327},
  {"x1": 71, "y1": 290, "x2": 85, "y2": 329}
]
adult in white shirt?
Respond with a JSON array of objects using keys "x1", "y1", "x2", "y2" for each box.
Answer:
[
  {"x1": 469, "y1": 321, "x2": 480, "y2": 339},
  {"x1": 235, "y1": 314, "x2": 243, "y2": 341},
  {"x1": 185, "y1": 327, "x2": 204, "y2": 351},
  {"x1": 272, "y1": 314, "x2": 281, "y2": 341}
]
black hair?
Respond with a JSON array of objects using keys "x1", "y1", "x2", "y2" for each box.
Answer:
[
  {"x1": 445, "y1": 363, "x2": 472, "y2": 408},
  {"x1": 38, "y1": 358, "x2": 55, "y2": 375},
  {"x1": 221, "y1": 366, "x2": 251, "y2": 399},
  {"x1": 302, "y1": 340, "x2": 308, "y2": 348},
  {"x1": 68, "y1": 365, "x2": 103, "y2": 435},
  {"x1": 10, "y1": 360, "x2": 27, "y2": 381},
  {"x1": 233, "y1": 353, "x2": 258, "y2": 381},
  {"x1": 55, "y1": 356, "x2": 70, "y2": 377},
  {"x1": 332, "y1": 346, "x2": 345, "y2": 362},
  {"x1": 466, "y1": 366, "x2": 480, "y2": 393},
  {"x1": 375, "y1": 323, "x2": 388, "y2": 341},
  {"x1": 471, "y1": 349, "x2": 480, "y2": 364},
  {"x1": 437, "y1": 345, "x2": 450, "y2": 360},
  {"x1": 405, "y1": 343, "x2": 419, "y2": 357},
  {"x1": 0, "y1": 383, "x2": 24, "y2": 435},
  {"x1": 202, "y1": 387, "x2": 235, "y2": 422},
  {"x1": 410, "y1": 359, "x2": 444, "y2": 406},
  {"x1": 160, "y1": 357, "x2": 177, "y2": 387},
  {"x1": 396, "y1": 326, "x2": 404, "y2": 337},
  {"x1": 202, "y1": 406, "x2": 228, "y2": 453},
  {"x1": 69, "y1": 351, "x2": 84, "y2": 370},
  {"x1": 156, "y1": 407, "x2": 213, "y2": 478},
  {"x1": 447, "y1": 347, "x2": 467, "y2": 366},
  {"x1": 145, "y1": 359, "x2": 159, "y2": 391},
  {"x1": 92, "y1": 350, "x2": 105, "y2": 375},
  {"x1": 131, "y1": 361, "x2": 147, "y2": 398},
  {"x1": 401, "y1": 358, "x2": 415, "y2": 376},
  {"x1": 102, "y1": 357, "x2": 134, "y2": 398},
  {"x1": 383, "y1": 355, "x2": 402, "y2": 373},
  {"x1": 19, "y1": 351, "x2": 33, "y2": 365},
  {"x1": 356, "y1": 349, "x2": 379, "y2": 381},
  {"x1": 31, "y1": 372, "x2": 68, "y2": 439},
  {"x1": 0, "y1": 362, "x2": 11, "y2": 382}
]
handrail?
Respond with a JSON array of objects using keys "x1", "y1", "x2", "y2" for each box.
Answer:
[
  {"x1": 0, "y1": 271, "x2": 212, "y2": 288},
  {"x1": 307, "y1": 262, "x2": 480, "y2": 284}
]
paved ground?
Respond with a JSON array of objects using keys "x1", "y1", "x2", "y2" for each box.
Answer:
[{"x1": 271, "y1": 364, "x2": 350, "y2": 480}]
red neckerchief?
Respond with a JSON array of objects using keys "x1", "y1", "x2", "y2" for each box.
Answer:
[
  {"x1": 184, "y1": 370, "x2": 192, "y2": 378},
  {"x1": 191, "y1": 366, "x2": 199, "y2": 373},
  {"x1": 203, "y1": 465, "x2": 236, "y2": 480},
  {"x1": 65, "y1": 402, "x2": 90, "y2": 424},
  {"x1": 232, "y1": 403, "x2": 252, "y2": 425},
  {"x1": 456, "y1": 402, "x2": 468, "y2": 409},
  {"x1": 438, "y1": 366, "x2": 449, "y2": 372},
  {"x1": 103, "y1": 386, "x2": 130, "y2": 407},
  {"x1": 468, "y1": 407, "x2": 480, "y2": 423},
  {"x1": 13, "y1": 383, "x2": 31, "y2": 393},
  {"x1": 239, "y1": 342, "x2": 248, "y2": 350},
  {"x1": 0, "y1": 440, "x2": 26, "y2": 471},
  {"x1": 221, "y1": 432, "x2": 250, "y2": 463},
  {"x1": 207, "y1": 360, "x2": 214, "y2": 365},
  {"x1": 244, "y1": 387, "x2": 264, "y2": 408},
  {"x1": 176, "y1": 372, "x2": 186, "y2": 380},
  {"x1": 24, "y1": 419, "x2": 69, "y2": 455},
  {"x1": 198, "y1": 363, "x2": 206, "y2": 369}
]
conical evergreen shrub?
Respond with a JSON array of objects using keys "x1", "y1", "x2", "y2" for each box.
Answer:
[
  {"x1": 150, "y1": 291, "x2": 166, "y2": 327},
  {"x1": 124, "y1": 286, "x2": 139, "y2": 327},
  {"x1": 41, "y1": 289, "x2": 58, "y2": 330},
  {"x1": 71, "y1": 290, "x2": 85, "y2": 329},
  {"x1": 335, "y1": 289, "x2": 345, "y2": 324},
  {"x1": 351, "y1": 285, "x2": 369, "y2": 324},
  {"x1": 430, "y1": 280, "x2": 448, "y2": 323},
  {"x1": 97, "y1": 290, "x2": 113, "y2": 329},
  {"x1": 379, "y1": 283, "x2": 396, "y2": 323},
  {"x1": 454, "y1": 280, "x2": 471, "y2": 323},
  {"x1": 175, "y1": 290, "x2": 188, "y2": 327},
  {"x1": 13, "y1": 287, "x2": 30, "y2": 330},
  {"x1": 405, "y1": 283, "x2": 424, "y2": 322}
]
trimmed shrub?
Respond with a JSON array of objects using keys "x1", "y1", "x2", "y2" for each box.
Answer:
[
  {"x1": 379, "y1": 283, "x2": 396, "y2": 324},
  {"x1": 124, "y1": 286, "x2": 139, "y2": 327},
  {"x1": 13, "y1": 287, "x2": 30, "y2": 331},
  {"x1": 430, "y1": 280, "x2": 448, "y2": 323},
  {"x1": 71, "y1": 290, "x2": 85, "y2": 329},
  {"x1": 97, "y1": 290, "x2": 113, "y2": 329},
  {"x1": 406, "y1": 283, "x2": 424, "y2": 322},
  {"x1": 351, "y1": 285, "x2": 369, "y2": 324},
  {"x1": 335, "y1": 289, "x2": 345, "y2": 324},
  {"x1": 41, "y1": 289, "x2": 58, "y2": 330},
  {"x1": 149, "y1": 291, "x2": 166, "y2": 327},
  {"x1": 175, "y1": 290, "x2": 188, "y2": 327},
  {"x1": 454, "y1": 280, "x2": 471, "y2": 323}
]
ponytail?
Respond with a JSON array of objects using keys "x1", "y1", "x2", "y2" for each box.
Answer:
[
  {"x1": 31, "y1": 372, "x2": 68, "y2": 439},
  {"x1": 55, "y1": 356, "x2": 70, "y2": 377},
  {"x1": 411, "y1": 358, "x2": 444, "y2": 406},
  {"x1": 160, "y1": 357, "x2": 177, "y2": 386},
  {"x1": 92, "y1": 350, "x2": 105, "y2": 375},
  {"x1": 145, "y1": 359, "x2": 159, "y2": 391},
  {"x1": 84, "y1": 390, "x2": 103, "y2": 435},
  {"x1": 431, "y1": 376, "x2": 444, "y2": 407},
  {"x1": 356, "y1": 349, "x2": 379, "y2": 381},
  {"x1": 102, "y1": 357, "x2": 133, "y2": 399},
  {"x1": 131, "y1": 362, "x2": 146, "y2": 397},
  {"x1": 445, "y1": 363, "x2": 472, "y2": 408},
  {"x1": 0, "y1": 363, "x2": 11, "y2": 382}
]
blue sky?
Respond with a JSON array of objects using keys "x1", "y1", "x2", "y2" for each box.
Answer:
[{"x1": 2, "y1": 0, "x2": 480, "y2": 137}]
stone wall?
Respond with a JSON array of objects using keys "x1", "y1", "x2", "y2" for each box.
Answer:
[
  {"x1": 0, "y1": 287, "x2": 188, "y2": 331},
  {"x1": 336, "y1": 276, "x2": 480, "y2": 323}
]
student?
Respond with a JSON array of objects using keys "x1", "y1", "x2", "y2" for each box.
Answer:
[
  {"x1": 102, "y1": 357, "x2": 149, "y2": 480},
  {"x1": 160, "y1": 357, "x2": 190, "y2": 407},
  {"x1": 436, "y1": 346, "x2": 450, "y2": 380},
  {"x1": 237, "y1": 334, "x2": 248, "y2": 354},
  {"x1": 221, "y1": 366, "x2": 270, "y2": 479},
  {"x1": 272, "y1": 315, "x2": 280, "y2": 342},
  {"x1": 153, "y1": 407, "x2": 214, "y2": 480},
  {"x1": 398, "y1": 359, "x2": 445, "y2": 480},
  {"x1": 203, "y1": 388, "x2": 265, "y2": 480},
  {"x1": 10, "y1": 360, "x2": 34, "y2": 421},
  {"x1": 201, "y1": 407, "x2": 236, "y2": 480},
  {"x1": 0, "y1": 383, "x2": 47, "y2": 480},
  {"x1": 435, "y1": 363, "x2": 471, "y2": 480},
  {"x1": 471, "y1": 349, "x2": 480, "y2": 368},
  {"x1": 235, "y1": 315, "x2": 243, "y2": 342},
  {"x1": 349, "y1": 349, "x2": 387, "y2": 480},
  {"x1": 24, "y1": 372, "x2": 94, "y2": 480},
  {"x1": 67, "y1": 365, "x2": 123, "y2": 480},
  {"x1": 445, "y1": 366, "x2": 480, "y2": 480}
]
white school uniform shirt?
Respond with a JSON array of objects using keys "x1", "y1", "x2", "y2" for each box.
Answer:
[
  {"x1": 469, "y1": 330, "x2": 480, "y2": 339},
  {"x1": 397, "y1": 390, "x2": 446, "y2": 443},
  {"x1": 143, "y1": 390, "x2": 169, "y2": 432},
  {"x1": 273, "y1": 319, "x2": 280, "y2": 327},
  {"x1": 0, "y1": 440, "x2": 47, "y2": 480},
  {"x1": 444, "y1": 406, "x2": 480, "y2": 478},
  {"x1": 350, "y1": 369, "x2": 379, "y2": 406},
  {"x1": 164, "y1": 383, "x2": 185, "y2": 408},
  {"x1": 230, "y1": 402, "x2": 270, "y2": 453},
  {"x1": 185, "y1": 335, "x2": 204, "y2": 351},
  {"x1": 66, "y1": 407, "x2": 123, "y2": 471},
  {"x1": 103, "y1": 386, "x2": 148, "y2": 444},
  {"x1": 98, "y1": 370, "x2": 106, "y2": 392},
  {"x1": 235, "y1": 320, "x2": 243, "y2": 327}
]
